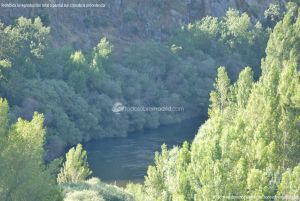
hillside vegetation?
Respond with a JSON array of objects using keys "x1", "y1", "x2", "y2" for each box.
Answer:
[
  {"x1": 126, "y1": 4, "x2": 300, "y2": 200},
  {"x1": 0, "y1": 2, "x2": 299, "y2": 201},
  {"x1": 0, "y1": 6, "x2": 271, "y2": 158}
]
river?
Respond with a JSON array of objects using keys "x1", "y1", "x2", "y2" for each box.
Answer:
[{"x1": 84, "y1": 117, "x2": 205, "y2": 185}]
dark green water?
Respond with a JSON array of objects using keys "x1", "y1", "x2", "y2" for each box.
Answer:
[{"x1": 84, "y1": 117, "x2": 204, "y2": 184}]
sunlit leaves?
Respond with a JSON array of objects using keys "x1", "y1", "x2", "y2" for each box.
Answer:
[
  {"x1": 0, "y1": 99, "x2": 61, "y2": 201},
  {"x1": 129, "y1": 5, "x2": 300, "y2": 201},
  {"x1": 57, "y1": 144, "x2": 92, "y2": 184},
  {"x1": 209, "y1": 67, "x2": 231, "y2": 116},
  {"x1": 276, "y1": 165, "x2": 300, "y2": 199}
]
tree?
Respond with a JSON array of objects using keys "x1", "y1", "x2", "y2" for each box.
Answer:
[
  {"x1": 91, "y1": 37, "x2": 113, "y2": 71},
  {"x1": 129, "y1": 4, "x2": 300, "y2": 201},
  {"x1": 57, "y1": 144, "x2": 92, "y2": 184},
  {"x1": 264, "y1": 3, "x2": 283, "y2": 27},
  {"x1": 96, "y1": 37, "x2": 113, "y2": 59},
  {"x1": 276, "y1": 164, "x2": 300, "y2": 199},
  {"x1": 209, "y1": 66, "x2": 231, "y2": 116},
  {"x1": 126, "y1": 183, "x2": 146, "y2": 201},
  {"x1": 0, "y1": 59, "x2": 11, "y2": 79},
  {"x1": 68, "y1": 70, "x2": 87, "y2": 93},
  {"x1": 221, "y1": 9, "x2": 251, "y2": 48},
  {"x1": 174, "y1": 142, "x2": 193, "y2": 201},
  {"x1": 144, "y1": 144, "x2": 169, "y2": 201},
  {"x1": 0, "y1": 99, "x2": 62, "y2": 201},
  {"x1": 70, "y1": 51, "x2": 86, "y2": 65},
  {"x1": 0, "y1": 98, "x2": 9, "y2": 150},
  {"x1": 0, "y1": 17, "x2": 50, "y2": 78},
  {"x1": 13, "y1": 17, "x2": 50, "y2": 59},
  {"x1": 234, "y1": 67, "x2": 254, "y2": 108}
]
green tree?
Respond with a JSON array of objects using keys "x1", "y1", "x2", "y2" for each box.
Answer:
[
  {"x1": 0, "y1": 98, "x2": 9, "y2": 150},
  {"x1": 144, "y1": 144, "x2": 170, "y2": 201},
  {"x1": 91, "y1": 37, "x2": 113, "y2": 71},
  {"x1": 68, "y1": 70, "x2": 87, "y2": 93},
  {"x1": 234, "y1": 67, "x2": 254, "y2": 108},
  {"x1": 57, "y1": 144, "x2": 92, "y2": 184},
  {"x1": 221, "y1": 9, "x2": 251, "y2": 48},
  {"x1": 0, "y1": 59, "x2": 11, "y2": 79},
  {"x1": 126, "y1": 183, "x2": 146, "y2": 201},
  {"x1": 174, "y1": 142, "x2": 193, "y2": 201},
  {"x1": 276, "y1": 164, "x2": 300, "y2": 200},
  {"x1": 70, "y1": 51, "x2": 86, "y2": 65},
  {"x1": 96, "y1": 37, "x2": 113, "y2": 59},
  {"x1": 0, "y1": 99, "x2": 62, "y2": 201},
  {"x1": 209, "y1": 66, "x2": 231, "y2": 116},
  {"x1": 0, "y1": 17, "x2": 50, "y2": 78},
  {"x1": 130, "y1": 4, "x2": 300, "y2": 201},
  {"x1": 264, "y1": 3, "x2": 283, "y2": 27}
]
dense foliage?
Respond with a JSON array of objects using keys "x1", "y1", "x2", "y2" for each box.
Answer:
[
  {"x1": 126, "y1": 4, "x2": 300, "y2": 201},
  {"x1": 57, "y1": 145, "x2": 133, "y2": 201},
  {"x1": 0, "y1": 99, "x2": 62, "y2": 201},
  {"x1": 0, "y1": 8, "x2": 270, "y2": 158},
  {"x1": 1, "y1": 2, "x2": 299, "y2": 201},
  {"x1": 57, "y1": 144, "x2": 92, "y2": 184},
  {"x1": 62, "y1": 178, "x2": 133, "y2": 201},
  {"x1": 169, "y1": 9, "x2": 268, "y2": 78}
]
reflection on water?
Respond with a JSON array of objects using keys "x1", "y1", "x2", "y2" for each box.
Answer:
[{"x1": 84, "y1": 117, "x2": 204, "y2": 184}]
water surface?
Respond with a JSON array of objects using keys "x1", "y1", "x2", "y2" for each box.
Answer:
[{"x1": 84, "y1": 117, "x2": 204, "y2": 184}]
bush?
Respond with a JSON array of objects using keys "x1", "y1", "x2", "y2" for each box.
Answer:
[{"x1": 62, "y1": 178, "x2": 134, "y2": 201}]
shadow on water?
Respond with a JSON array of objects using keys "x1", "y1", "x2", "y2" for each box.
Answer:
[{"x1": 83, "y1": 116, "x2": 206, "y2": 185}]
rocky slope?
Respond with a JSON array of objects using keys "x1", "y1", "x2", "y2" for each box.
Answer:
[{"x1": 0, "y1": 0, "x2": 285, "y2": 48}]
